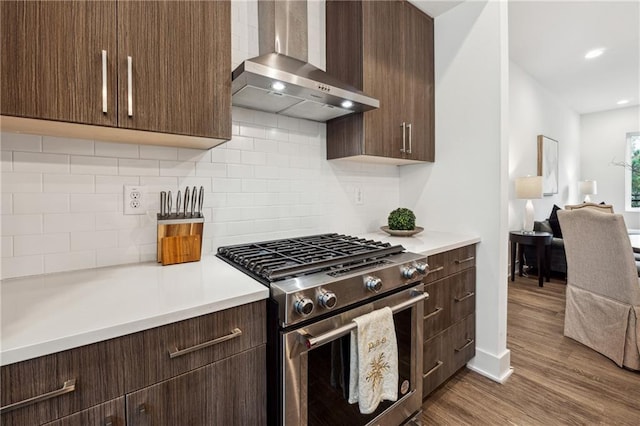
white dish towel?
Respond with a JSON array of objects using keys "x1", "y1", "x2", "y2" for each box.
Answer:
[{"x1": 348, "y1": 306, "x2": 398, "y2": 414}]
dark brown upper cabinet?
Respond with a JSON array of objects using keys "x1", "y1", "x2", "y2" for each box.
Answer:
[
  {"x1": 0, "y1": 1, "x2": 231, "y2": 148},
  {"x1": 326, "y1": 0, "x2": 434, "y2": 164}
]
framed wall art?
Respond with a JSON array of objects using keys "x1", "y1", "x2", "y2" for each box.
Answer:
[{"x1": 537, "y1": 135, "x2": 559, "y2": 195}]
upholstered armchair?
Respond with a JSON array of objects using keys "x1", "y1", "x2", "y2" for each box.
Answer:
[{"x1": 558, "y1": 209, "x2": 640, "y2": 370}]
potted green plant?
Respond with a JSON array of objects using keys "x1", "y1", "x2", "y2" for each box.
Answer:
[{"x1": 382, "y1": 208, "x2": 423, "y2": 236}]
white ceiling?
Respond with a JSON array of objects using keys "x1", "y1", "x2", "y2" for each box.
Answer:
[{"x1": 411, "y1": 0, "x2": 640, "y2": 115}]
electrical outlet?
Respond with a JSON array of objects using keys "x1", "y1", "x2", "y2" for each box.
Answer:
[
  {"x1": 124, "y1": 185, "x2": 147, "y2": 215},
  {"x1": 355, "y1": 187, "x2": 364, "y2": 205}
]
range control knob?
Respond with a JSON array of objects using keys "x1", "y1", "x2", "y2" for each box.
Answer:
[
  {"x1": 365, "y1": 276, "x2": 383, "y2": 293},
  {"x1": 415, "y1": 262, "x2": 429, "y2": 275},
  {"x1": 294, "y1": 297, "x2": 314, "y2": 316},
  {"x1": 318, "y1": 291, "x2": 337, "y2": 309},
  {"x1": 401, "y1": 266, "x2": 417, "y2": 280}
]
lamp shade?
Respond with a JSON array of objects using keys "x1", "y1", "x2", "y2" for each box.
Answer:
[
  {"x1": 579, "y1": 180, "x2": 597, "y2": 195},
  {"x1": 515, "y1": 176, "x2": 543, "y2": 199}
]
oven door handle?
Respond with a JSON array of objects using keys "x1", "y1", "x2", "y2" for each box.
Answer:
[{"x1": 300, "y1": 290, "x2": 428, "y2": 350}]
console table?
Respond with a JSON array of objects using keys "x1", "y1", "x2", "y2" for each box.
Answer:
[{"x1": 509, "y1": 231, "x2": 553, "y2": 287}]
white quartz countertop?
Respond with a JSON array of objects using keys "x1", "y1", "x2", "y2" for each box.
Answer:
[
  {"x1": 358, "y1": 229, "x2": 480, "y2": 256},
  {"x1": 1, "y1": 256, "x2": 269, "y2": 366}
]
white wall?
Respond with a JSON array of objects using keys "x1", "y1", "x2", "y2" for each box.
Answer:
[
  {"x1": 400, "y1": 0, "x2": 512, "y2": 382},
  {"x1": 581, "y1": 106, "x2": 640, "y2": 228},
  {"x1": 508, "y1": 61, "x2": 581, "y2": 230},
  {"x1": 1, "y1": 0, "x2": 400, "y2": 279}
]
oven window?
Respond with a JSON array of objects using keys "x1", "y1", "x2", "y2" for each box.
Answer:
[{"x1": 307, "y1": 309, "x2": 412, "y2": 426}]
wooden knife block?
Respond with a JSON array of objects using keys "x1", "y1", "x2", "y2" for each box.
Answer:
[{"x1": 157, "y1": 218, "x2": 204, "y2": 265}]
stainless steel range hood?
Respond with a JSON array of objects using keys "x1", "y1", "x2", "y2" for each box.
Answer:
[{"x1": 231, "y1": 0, "x2": 379, "y2": 122}]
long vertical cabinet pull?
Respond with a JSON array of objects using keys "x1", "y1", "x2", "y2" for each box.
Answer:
[
  {"x1": 127, "y1": 56, "x2": 133, "y2": 117},
  {"x1": 400, "y1": 122, "x2": 406, "y2": 153},
  {"x1": 407, "y1": 123, "x2": 412, "y2": 154},
  {"x1": 101, "y1": 50, "x2": 108, "y2": 113}
]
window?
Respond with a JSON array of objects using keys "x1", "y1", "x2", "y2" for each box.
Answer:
[{"x1": 626, "y1": 132, "x2": 640, "y2": 210}]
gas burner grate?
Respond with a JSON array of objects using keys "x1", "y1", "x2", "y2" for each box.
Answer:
[{"x1": 217, "y1": 233, "x2": 405, "y2": 281}]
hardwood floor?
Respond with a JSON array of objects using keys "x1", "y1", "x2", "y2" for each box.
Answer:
[{"x1": 420, "y1": 275, "x2": 640, "y2": 425}]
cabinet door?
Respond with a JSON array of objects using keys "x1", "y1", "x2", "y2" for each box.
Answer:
[
  {"x1": 126, "y1": 345, "x2": 266, "y2": 426},
  {"x1": 0, "y1": 1, "x2": 117, "y2": 125},
  {"x1": 42, "y1": 397, "x2": 125, "y2": 426},
  {"x1": 117, "y1": 0, "x2": 231, "y2": 139},
  {"x1": 403, "y1": 2, "x2": 434, "y2": 162},
  {"x1": 362, "y1": 0, "x2": 405, "y2": 159}
]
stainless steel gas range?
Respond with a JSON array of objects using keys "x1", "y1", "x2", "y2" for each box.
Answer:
[{"x1": 217, "y1": 233, "x2": 430, "y2": 426}]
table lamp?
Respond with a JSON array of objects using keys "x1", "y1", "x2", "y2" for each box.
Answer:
[
  {"x1": 579, "y1": 180, "x2": 597, "y2": 202},
  {"x1": 515, "y1": 176, "x2": 543, "y2": 233}
]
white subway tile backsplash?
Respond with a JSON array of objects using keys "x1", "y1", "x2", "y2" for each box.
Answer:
[
  {"x1": 254, "y1": 165, "x2": 281, "y2": 179},
  {"x1": 1, "y1": 215, "x2": 43, "y2": 236},
  {"x1": 2, "y1": 172, "x2": 41, "y2": 193},
  {"x1": 241, "y1": 179, "x2": 268, "y2": 193},
  {"x1": 211, "y1": 148, "x2": 241, "y2": 164},
  {"x1": 44, "y1": 174, "x2": 94, "y2": 193},
  {"x1": 1, "y1": 193, "x2": 11, "y2": 215},
  {"x1": 232, "y1": 107, "x2": 255, "y2": 123},
  {"x1": 45, "y1": 251, "x2": 95, "y2": 274},
  {"x1": 139, "y1": 145, "x2": 178, "y2": 160},
  {"x1": 1, "y1": 133, "x2": 42, "y2": 152},
  {"x1": 43, "y1": 136, "x2": 94, "y2": 155},
  {"x1": 277, "y1": 115, "x2": 300, "y2": 131},
  {"x1": 195, "y1": 162, "x2": 227, "y2": 177},
  {"x1": 97, "y1": 246, "x2": 140, "y2": 267},
  {"x1": 178, "y1": 148, "x2": 212, "y2": 162},
  {"x1": 119, "y1": 158, "x2": 160, "y2": 176},
  {"x1": 96, "y1": 141, "x2": 139, "y2": 158},
  {"x1": 139, "y1": 176, "x2": 179, "y2": 193},
  {"x1": 138, "y1": 243, "x2": 157, "y2": 262},
  {"x1": 212, "y1": 178, "x2": 242, "y2": 193},
  {"x1": 159, "y1": 160, "x2": 196, "y2": 177},
  {"x1": 44, "y1": 213, "x2": 95, "y2": 233},
  {"x1": 70, "y1": 194, "x2": 119, "y2": 213},
  {"x1": 14, "y1": 193, "x2": 68, "y2": 214},
  {"x1": 227, "y1": 164, "x2": 254, "y2": 178},
  {"x1": 1, "y1": 151, "x2": 12, "y2": 172},
  {"x1": 14, "y1": 233, "x2": 69, "y2": 256},
  {"x1": 264, "y1": 128, "x2": 289, "y2": 143},
  {"x1": 117, "y1": 226, "x2": 156, "y2": 247},
  {"x1": 2, "y1": 255, "x2": 44, "y2": 279},
  {"x1": 71, "y1": 230, "x2": 118, "y2": 250},
  {"x1": 241, "y1": 151, "x2": 267, "y2": 165},
  {"x1": 177, "y1": 177, "x2": 213, "y2": 193},
  {"x1": 70, "y1": 156, "x2": 118, "y2": 175},
  {"x1": 95, "y1": 175, "x2": 139, "y2": 194},
  {"x1": 14, "y1": 152, "x2": 69, "y2": 174},
  {"x1": 226, "y1": 135, "x2": 254, "y2": 151},
  {"x1": 253, "y1": 111, "x2": 279, "y2": 128},
  {"x1": 239, "y1": 124, "x2": 266, "y2": 139},
  {"x1": 1, "y1": 236, "x2": 13, "y2": 257},
  {"x1": 95, "y1": 213, "x2": 139, "y2": 230}
]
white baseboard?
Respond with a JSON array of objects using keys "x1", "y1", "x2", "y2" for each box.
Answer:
[{"x1": 466, "y1": 347, "x2": 513, "y2": 383}]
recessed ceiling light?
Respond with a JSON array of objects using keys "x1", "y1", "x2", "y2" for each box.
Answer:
[
  {"x1": 271, "y1": 81, "x2": 286, "y2": 91},
  {"x1": 584, "y1": 48, "x2": 605, "y2": 59},
  {"x1": 617, "y1": 99, "x2": 630, "y2": 105},
  {"x1": 341, "y1": 100, "x2": 354, "y2": 109}
]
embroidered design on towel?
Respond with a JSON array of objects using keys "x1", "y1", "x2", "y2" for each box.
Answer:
[{"x1": 366, "y1": 352, "x2": 390, "y2": 390}]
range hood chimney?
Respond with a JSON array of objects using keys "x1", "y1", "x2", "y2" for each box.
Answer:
[{"x1": 231, "y1": 0, "x2": 379, "y2": 122}]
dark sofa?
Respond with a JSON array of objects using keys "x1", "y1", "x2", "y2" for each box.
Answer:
[{"x1": 522, "y1": 219, "x2": 567, "y2": 277}]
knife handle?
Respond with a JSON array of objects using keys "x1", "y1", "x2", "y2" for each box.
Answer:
[
  {"x1": 167, "y1": 191, "x2": 172, "y2": 216},
  {"x1": 191, "y1": 186, "x2": 197, "y2": 216},
  {"x1": 160, "y1": 191, "x2": 166, "y2": 217},
  {"x1": 198, "y1": 186, "x2": 204, "y2": 217},
  {"x1": 184, "y1": 187, "x2": 190, "y2": 217},
  {"x1": 176, "y1": 190, "x2": 182, "y2": 217}
]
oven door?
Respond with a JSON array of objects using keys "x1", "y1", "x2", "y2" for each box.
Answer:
[{"x1": 282, "y1": 284, "x2": 425, "y2": 426}]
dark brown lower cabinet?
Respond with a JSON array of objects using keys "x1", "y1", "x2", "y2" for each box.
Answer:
[
  {"x1": 422, "y1": 244, "x2": 477, "y2": 399},
  {"x1": 42, "y1": 398, "x2": 125, "y2": 426},
  {"x1": 126, "y1": 346, "x2": 266, "y2": 426}
]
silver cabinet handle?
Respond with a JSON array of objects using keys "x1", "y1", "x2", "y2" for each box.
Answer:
[
  {"x1": 454, "y1": 338, "x2": 474, "y2": 352},
  {"x1": 454, "y1": 291, "x2": 475, "y2": 302},
  {"x1": 423, "y1": 306, "x2": 443, "y2": 320},
  {"x1": 0, "y1": 379, "x2": 76, "y2": 414},
  {"x1": 407, "y1": 123, "x2": 412, "y2": 154},
  {"x1": 104, "y1": 416, "x2": 114, "y2": 426},
  {"x1": 101, "y1": 50, "x2": 108, "y2": 113},
  {"x1": 400, "y1": 122, "x2": 406, "y2": 153},
  {"x1": 168, "y1": 328, "x2": 242, "y2": 359},
  {"x1": 301, "y1": 290, "x2": 428, "y2": 349},
  {"x1": 454, "y1": 256, "x2": 475, "y2": 265},
  {"x1": 422, "y1": 360, "x2": 443, "y2": 378},
  {"x1": 429, "y1": 266, "x2": 444, "y2": 273},
  {"x1": 127, "y1": 55, "x2": 133, "y2": 117}
]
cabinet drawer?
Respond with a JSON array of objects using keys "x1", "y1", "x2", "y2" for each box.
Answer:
[
  {"x1": 1, "y1": 339, "x2": 124, "y2": 426},
  {"x1": 424, "y1": 244, "x2": 476, "y2": 283},
  {"x1": 450, "y1": 268, "x2": 476, "y2": 324},
  {"x1": 42, "y1": 397, "x2": 125, "y2": 426},
  {"x1": 123, "y1": 300, "x2": 266, "y2": 392},
  {"x1": 423, "y1": 279, "x2": 450, "y2": 340},
  {"x1": 126, "y1": 345, "x2": 266, "y2": 426},
  {"x1": 422, "y1": 331, "x2": 447, "y2": 398},
  {"x1": 448, "y1": 314, "x2": 476, "y2": 375}
]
